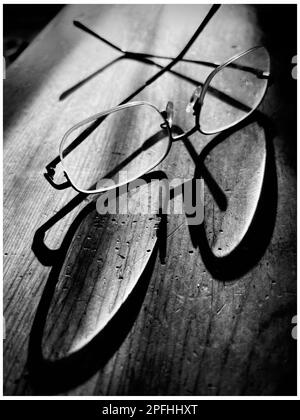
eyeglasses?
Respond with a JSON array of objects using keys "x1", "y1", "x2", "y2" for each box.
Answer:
[
  {"x1": 54, "y1": 6, "x2": 271, "y2": 195},
  {"x1": 59, "y1": 46, "x2": 270, "y2": 194}
]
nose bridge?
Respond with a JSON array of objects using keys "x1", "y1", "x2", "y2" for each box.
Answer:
[{"x1": 164, "y1": 95, "x2": 201, "y2": 142}]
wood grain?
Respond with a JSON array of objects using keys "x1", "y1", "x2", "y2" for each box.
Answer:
[{"x1": 3, "y1": 4, "x2": 296, "y2": 395}]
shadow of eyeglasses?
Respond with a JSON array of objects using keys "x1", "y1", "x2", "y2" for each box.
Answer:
[
  {"x1": 59, "y1": 52, "x2": 252, "y2": 116},
  {"x1": 59, "y1": 19, "x2": 264, "y2": 103},
  {"x1": 29, "y1": 113, "x2": 276, "y2": 394},
  {"x1": 187, "y1": 112, "x2": 277, "y2": 281}
]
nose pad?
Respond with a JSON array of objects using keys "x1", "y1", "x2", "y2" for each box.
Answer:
[
  {"x1": 165, "y1": 101, "x2": 174, "y2": 127},
  {"x1": 186, "y1": 86, "x2": 202, "y2": 113},
  {"x1": 160, "y1": 101, "x2": 174, "y2": 130}
]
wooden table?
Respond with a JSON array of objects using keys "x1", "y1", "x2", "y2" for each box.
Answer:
[{"x1": 3, "y1": 4, "x2": 296, "y2": 396}]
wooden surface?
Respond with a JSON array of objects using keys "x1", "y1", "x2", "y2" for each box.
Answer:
[{"x1": 3, "y1": 4, "x2": 296, "y2": 395}]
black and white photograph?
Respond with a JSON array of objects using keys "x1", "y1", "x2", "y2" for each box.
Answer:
[{"x1": 2, "y1": 1, "x2": 298, "y2": 400}]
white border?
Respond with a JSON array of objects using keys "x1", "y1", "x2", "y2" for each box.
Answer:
[{"x1": 1, "y1": 0, "x2": 298, "y2": 401}]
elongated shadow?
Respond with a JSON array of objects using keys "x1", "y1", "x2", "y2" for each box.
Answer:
[
  {"x1": 59, "y1": 56, "x2": 122, "y2": 100},
  {"x1": 186, "y1": 112, "x2": 277, "y2": 281},
  {"x1": 28, "y1": 170, "x2": 168, "y2": 394}
]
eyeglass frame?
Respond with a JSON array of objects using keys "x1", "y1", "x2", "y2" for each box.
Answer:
[{"x1": 59, "y1": 45, "x2": 271, "y2": 195}]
